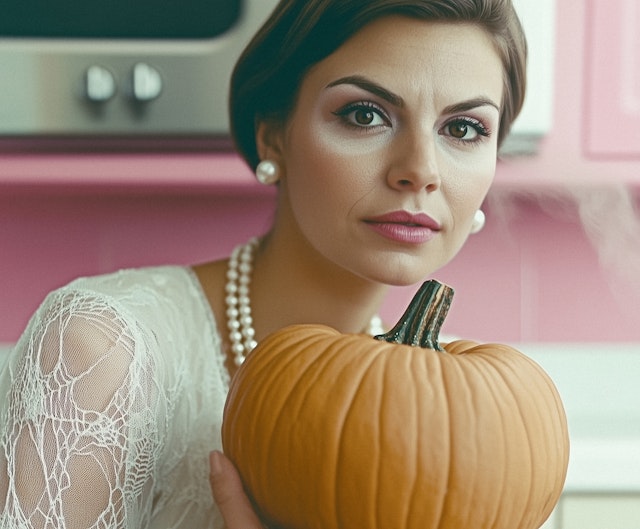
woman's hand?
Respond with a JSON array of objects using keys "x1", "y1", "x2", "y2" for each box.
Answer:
[{"x1": 209, "y1": 450, "x2": 264, "y2": 529}]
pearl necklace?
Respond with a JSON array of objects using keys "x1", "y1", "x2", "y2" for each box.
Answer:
[{"x1": 225, "y1": 238, "x2": 385, "y2": 367}]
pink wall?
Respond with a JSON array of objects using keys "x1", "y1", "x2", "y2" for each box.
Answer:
[{"x1": 1, "y1": 0, "x2": 639, "y2": 344}]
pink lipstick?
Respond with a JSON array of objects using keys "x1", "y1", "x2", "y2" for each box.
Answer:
[{"x1": 364, "y1": 211, "x2": 441, "y2": 244}]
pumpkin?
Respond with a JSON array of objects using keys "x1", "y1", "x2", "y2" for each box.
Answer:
[{"x1": 221, "y1": 280, "x2": 569, "y2": 529}]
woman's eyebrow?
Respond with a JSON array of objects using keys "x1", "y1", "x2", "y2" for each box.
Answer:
[
  {"x1": 326, "y1": 76, "x2": 500, "y2": 115},
  {"x1": 326, "y1": 75, "x2": 404, "y2": 107},
  {"x1": 443, "y1": 98, "x2": 501, "y2": 114}
]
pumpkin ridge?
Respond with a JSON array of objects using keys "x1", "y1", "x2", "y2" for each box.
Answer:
[
  {"x1": 224, "y1": 330, "x2": 333, "y2": 516},
  {"x1": 255, "y1": 331, "x2": 343, "y2": 523},
  {"x1": 499, "y1": 361, "x2": 545, "y2": 529},
  {"x1": 465, "y1": 352, "x2": 517, "y2": 527},
  {"x1": 225, "y1": 335, "x2": 293, "y2": 504},
  {"x1": 333, "y1": 337, "x2": 393, "y2": 528},
  {"x1": 266, "y1": 338, "x2": 334, "y2": 524},
  {"x1": 266, "y1": 332, "x2": 385, "y2": 528},
  {"x1": 472, "y1": 347, "x2": 561, "y2": 528},
  {"x1": 406, "y1": 352, "x2": 441, "y2": 529},
  {"x1": 405, "y1": 348, "x2": 452, "y2": 528},
  {"x1": 442, "y1": 351, "x2": 516, "y2": 526},
  {"x1": 498, "y1": 347, "x2": 569, "y2": 446},
  {"x1": 439, "y1": 354, "x2": 457, "y2": 528},
  {"x1": 501, "y1": 351, "x2": 569, "y2": 526},
  {"x1": 233, "y1": 327, "x2": 323, "y2": 387},
  {"x1": 489, "y1": 350, "x2": 547, "y2": 528},
  {"x1": 324, "y1": 338, "x2": 366, "y2": 529},
  {"x1": 373, "y1": 347, "x2": 403, "y2": 528},
  {"x1": 404, "y1": 350, "x2": 428, "y2": 529},
  {"x1": 441, "y1": 339, "x2": 480, "y2": 356},
  {"x1": 461, "y1": 358, "x2": 492, "y2": 525}
]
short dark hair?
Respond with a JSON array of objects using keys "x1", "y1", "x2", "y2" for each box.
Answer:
[{"x1": 229, "y1": 0, "x2": 527, "y2": 169}]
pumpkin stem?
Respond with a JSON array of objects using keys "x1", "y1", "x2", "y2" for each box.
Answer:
[{"x1": 374, "y1": 280, "x2": 454, "y2": 351}]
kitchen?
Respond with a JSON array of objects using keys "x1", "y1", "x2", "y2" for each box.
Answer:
[{"x1": 1, "y1": 0, "x2": 639, "y2": 527}]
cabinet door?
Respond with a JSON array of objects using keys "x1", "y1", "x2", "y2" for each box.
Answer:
[
  {"x1": 585, "y1": 0, "x2": 640, "y2": 157},
  {"x1": 561, "y1": 494, "x2": 640, "y2": 528}
]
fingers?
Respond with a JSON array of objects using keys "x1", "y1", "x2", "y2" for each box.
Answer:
[{"x1": 209, "y1": 450, "x2": 264, "y2": 529}]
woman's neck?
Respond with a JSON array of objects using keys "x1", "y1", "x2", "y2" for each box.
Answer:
[{"x1": 249, "y1": 231, "x2": 389, "y2": 341}]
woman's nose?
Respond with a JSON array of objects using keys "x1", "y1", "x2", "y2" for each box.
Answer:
[{"x1": 386, "y1": 129, "x2": 441, "y2": 193}]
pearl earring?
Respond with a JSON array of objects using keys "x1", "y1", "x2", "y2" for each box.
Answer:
[
  {"x1": 470, "y1": 209, "x2": 486, "y2": 234},
  {"x1": 255, "y1": 160, "x2": 280, "y2": 185}
]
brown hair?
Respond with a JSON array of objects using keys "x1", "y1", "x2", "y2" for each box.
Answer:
[{"x1": 229, "y1": 0, "x2": 527, "y2": 169}]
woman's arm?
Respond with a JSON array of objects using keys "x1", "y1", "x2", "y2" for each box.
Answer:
[
  {"x1": 0, "y1": 289, "x2": 161, "y2": 528},
  {"x1": 209, "y1": 451, "x2": 264, "y2": 529}
]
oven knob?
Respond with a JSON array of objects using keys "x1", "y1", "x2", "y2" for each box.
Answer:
[
  {"x1": 131, "y1": 63, "x2": 163, "y2": 102},
  {"x1": 85, "y1": 65, "x2": 116, "y2": 102}
]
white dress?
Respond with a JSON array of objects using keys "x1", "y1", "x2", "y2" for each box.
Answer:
[{"x1": 0, "y1": 267, "x2": 230, "y2": 528}]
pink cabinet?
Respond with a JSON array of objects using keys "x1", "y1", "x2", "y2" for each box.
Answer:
[{"x1": 585, "y1": 0, "x2": 640, "y2": 158}]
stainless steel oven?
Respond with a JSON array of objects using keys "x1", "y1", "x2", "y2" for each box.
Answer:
[{"x1": 0, "y1": 0, "x2": 279, "y2": 149}]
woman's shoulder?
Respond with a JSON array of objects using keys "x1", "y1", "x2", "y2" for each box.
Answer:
[
  {"x1": 46, "y1": 266, "x2": 205, "y2": 322},
  {"x1": 20, "y1": 266, "x2": 215, "y2": 361},
  {"x1": 8, "y1": 265, "x2": 225, "y2": 398},
  {"x1": 52, "y1": 265, "x2": 217, "y2": 346},
  {"x1": 63, "y1": 265, "x2": 194, "y2": 302}
]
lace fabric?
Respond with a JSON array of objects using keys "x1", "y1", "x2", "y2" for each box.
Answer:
[{"x1": 0, "y1": 267, "x2": 229, "y2": 528}]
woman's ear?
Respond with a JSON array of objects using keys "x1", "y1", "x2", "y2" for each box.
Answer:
[{"x1": 256, "y1": 120, "x2": 286, "y2": 168}]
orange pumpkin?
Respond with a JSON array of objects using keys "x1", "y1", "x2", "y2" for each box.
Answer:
[{"x1": 222, "y1": 280, "x2": 569, "y2": 529}]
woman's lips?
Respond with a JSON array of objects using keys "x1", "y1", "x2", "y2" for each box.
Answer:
[{"x1": 364, "y1": 211, "x2": 441, "y2": 244}]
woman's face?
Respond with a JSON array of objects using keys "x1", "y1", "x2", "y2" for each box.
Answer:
[{"x1": 269, "y1": 17, "x2": 504, "y2": 286}]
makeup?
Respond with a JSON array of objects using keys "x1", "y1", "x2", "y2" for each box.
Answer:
[{"x1": 364, "y1": 211, "x2": 441, "y2": 245}]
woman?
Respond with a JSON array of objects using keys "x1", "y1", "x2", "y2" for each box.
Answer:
[{"x1": 0, "y1": 0, "x2": 526, "y2": 527}]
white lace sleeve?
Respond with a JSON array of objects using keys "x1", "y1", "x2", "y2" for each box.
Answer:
[{"x1": 0, "y1": 287, "x2": 166, "y2": 528}]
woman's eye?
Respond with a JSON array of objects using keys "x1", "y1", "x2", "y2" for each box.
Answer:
[
  {"x1": 443, "y1": 118, "x2": 490, "y2": 142},
  {"x1": 334, "y1": 102, "x2": 390, "y2": 129},
  {"x1": 352, "y1": 108, "x2": 381, "y2": 126}
]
